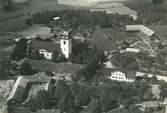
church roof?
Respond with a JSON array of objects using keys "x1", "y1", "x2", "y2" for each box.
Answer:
[{"x1": 30, "y1": 40, "x2": 60, "y2": 53}]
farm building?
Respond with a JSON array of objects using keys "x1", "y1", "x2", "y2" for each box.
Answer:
[
  {"x1": 6, "y1": 76, "x2": 29, "y2": 103},
  {"x1": 126, "y1": 48, "x2": 140, "y2": 53},
  {"x1": 125, "y1": 25, "x2": 155, "y2": 37}
]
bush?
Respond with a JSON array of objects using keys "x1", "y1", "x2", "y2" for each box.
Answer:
[{"x1": 19, "y1": 62, "x2": 32, "y2": 75}]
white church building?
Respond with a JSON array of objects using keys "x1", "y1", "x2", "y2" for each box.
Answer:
[{"x1": 29, "y1": 31, "x2": 72, "y2": 60}]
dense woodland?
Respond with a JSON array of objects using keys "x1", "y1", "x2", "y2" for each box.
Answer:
[
  {"x1": 30, "y1": 9, "x2": 134, "y2": 29},
  {"x1": 8, "y1": 80, "x2": 151, "y2": 113}
]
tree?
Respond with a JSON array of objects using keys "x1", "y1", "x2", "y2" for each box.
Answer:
[
  {"x1": 100, "y1": 89, "x2": 111, "y2": 112},
  {"x1": 152, "y1": 0, "x2": 164, "y2": 4},
  {"x1": 54, "y1": 80, "x2": 70, "y2": 100},
  {"x1": 151, "y1": 75, "x2": 157, "y2": 83},
  {"x1": 19, "y1": 62, "x2": 32, "y2": 75},
  {"x1": 52, "y1": 50, "x2": 66, "y2": 63},
  {"x1": 0, "y1": 59, "x2": 6, "y2": 79},
  {"x1": 2, "y1": 0, "x2": 14, "y2": 12},
  {"x1": 58, "y1": 91, "x2": 76, "y2": 113},
  {"x1": 25, "y1": 18, "x2": 33, "y2": 25},
  {"x1": 144, "y1": 89, "x2": 153, "y2": 100},
  {"x1": 87, "y1": 99, "x2": 101, "y2": 113},
  {"x1": 10, "y1": 39, "x2": 28, "y2": 60},
  {"x1": 74, "y1": 86, "x2": 91, "y2": 106}
]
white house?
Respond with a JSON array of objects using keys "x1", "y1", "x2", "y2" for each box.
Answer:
[
  {"x1": 108, "y1": 70, "x2": 136, "y2": 82},
  {"x1": 39, "y1": 49, "x2": 53, "y2": 60}
]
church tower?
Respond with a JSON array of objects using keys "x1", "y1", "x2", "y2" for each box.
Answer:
[{"x1": 60, "y1": 31, "x2": 72, "y2": 59}]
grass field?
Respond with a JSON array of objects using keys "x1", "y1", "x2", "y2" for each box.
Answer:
[
  {"x1": 91, "y1": 27, "x2": 132, "y2": 51},
  {"x1": 0, "y1": 0, "x2": 89, "y2": 34}
]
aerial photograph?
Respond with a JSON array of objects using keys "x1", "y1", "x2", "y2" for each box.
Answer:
[{"x1": 0, "y1": 0, "x2": 167, "y2": 113}]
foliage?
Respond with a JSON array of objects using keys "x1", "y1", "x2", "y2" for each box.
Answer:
[
  {"x1": 25, "y1": 19, "x2": 34, "y2": 25},
  {"x1": 99, "y1": 82, "x2": 148, "y2": 105},
  {"x1": 2, "y1": 1, "x2": 14, "y2": 12},
  {"x1": 71, "y1": 43, "x2": 106, "y2": 80},
  {"x1": 58, "y1": 91, "x2": 76, "y2": 113},
  {"x1": 54, "y1": 80, "x2": 70, "y2": 100},
  {"x1": 100, "y1": 87, "x2": 119, "y2": 112},
  {"x1": 32, "y1": 9, "x2": 134, "y2": 30},
  {"x1": 19, "y1": 62, "x2": 32, "y2": 75},
  {"x1": 52, "y1": 50, "x2": 66, "y2": 63},
  {"x1": 87, "y1": 99, "x2": 101, "y2": 113},
  {"x1": 10, "y1": 38, "x2": 28, "y2": 60},
  {"x1": 28, "y1": 48, "x2": 43, "y2": 60},
  {"x1": 111, "y1": 52, "x2": 139, "y2": 71},
  {"x1": 144, "y1": 89, "x2": 153, "y2": 100},
  {"x1": 0, "y1": 58, "x2": 6, "y2": 79},
  {"x1": 54, "y1": 80, "x2": 77, "y2": 113},
  {"x1": 152, "y1": 0, "x2": 165, "y2": 4},
  {"x1": 70, "y1": 83, "x2": 91, "y2": 106}
]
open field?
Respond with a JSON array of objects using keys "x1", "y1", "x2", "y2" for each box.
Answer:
[
  {"x1": 91, "y1": 28, "x2": 132, "y2": 51},
  {"x1": 0, "y1": 0, "x2": 89, "y2": 34}
]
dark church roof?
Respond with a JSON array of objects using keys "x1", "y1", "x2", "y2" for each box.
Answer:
[{"x1": 30, "y1": 40, "x2": 60, "y2": 53}]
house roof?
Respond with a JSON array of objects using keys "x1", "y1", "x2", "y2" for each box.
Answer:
[
  {"x1": 7, "y1": 76, "x2": 29, "y2": 102},
  {"x1": 102, "y1": 68, "x2": 136, "y2": 79},
  {"x1": 25, "y1": 73, "x2": 50, "y2": 83},
  {"x1": 30, "y1": 40, "x2": 60, "y2": 53},
  {"x1": 116, "y1": 68, "x2": 136, "y2": 79}
]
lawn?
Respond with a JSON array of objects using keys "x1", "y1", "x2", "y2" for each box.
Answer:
[
  {"x1": 90, "y1": 27, "x2": 132, "y2": 51},
  {"x1": 0, "y1": 0, "x2": 89, "y2": 34}
]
